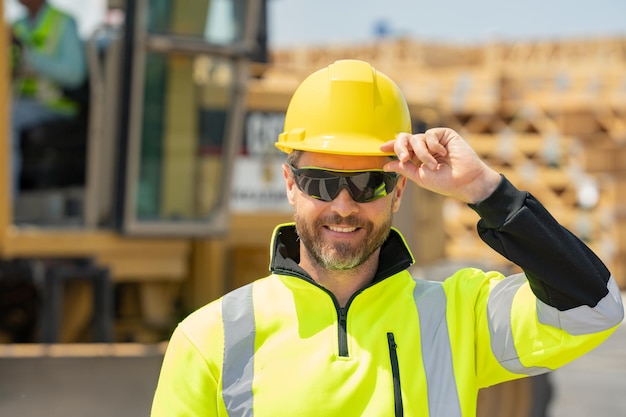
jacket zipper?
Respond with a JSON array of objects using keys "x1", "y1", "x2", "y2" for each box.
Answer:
[
  {"x1": 337, "y1": 303, "x2": 404, "y2": 416},
  {"x1": 335, "y1": 291, "x2": 361, "y2": 358},
  {"x1": 338, "y1": 307, "x2": 348, "y2": 357},
  {"x1": 387, "y1": 332, "x2": 404, "y2": 417}
]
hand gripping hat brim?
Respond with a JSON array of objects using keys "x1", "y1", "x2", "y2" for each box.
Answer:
[{"x1": 275, "y1": 60, "x2": 412, "y2": 156}]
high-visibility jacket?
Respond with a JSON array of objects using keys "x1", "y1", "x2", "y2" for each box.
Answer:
[
  {"x1": 151, "y1": 176, "x2": 623, "y2": 417},
  {"x1": 12, "y1": 4, "x2": 87, "y2": 114}
]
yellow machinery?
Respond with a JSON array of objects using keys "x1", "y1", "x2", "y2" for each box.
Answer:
[{"x1": 0, "y1": 0, "x2": 272, "y2": 342}]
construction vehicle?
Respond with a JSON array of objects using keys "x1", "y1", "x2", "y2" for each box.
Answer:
[{"x1": 0, "y1": 0, "x2": 277, "y2": 343}]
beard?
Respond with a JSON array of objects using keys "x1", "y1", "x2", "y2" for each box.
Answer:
[{"x1": 294, "y1": 208, "x2": 393, "y2": 271}]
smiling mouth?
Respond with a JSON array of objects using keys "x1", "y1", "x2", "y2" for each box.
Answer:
[{"x1": 327, "y1": 225, "x2": 359, "y2": 233}]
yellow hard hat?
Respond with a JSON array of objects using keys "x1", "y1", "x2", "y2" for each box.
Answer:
[{"x1": 275, "y1": 59, "x2": 412, "y2": 156}]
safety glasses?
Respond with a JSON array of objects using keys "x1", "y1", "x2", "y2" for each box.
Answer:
[{"x1": 289, "y1": 165, "x2": 399, "y2": 203}]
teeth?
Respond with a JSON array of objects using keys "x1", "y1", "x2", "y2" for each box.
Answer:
[{"x1": 328, "y1": 226, "x2": 357, "y2": 233}]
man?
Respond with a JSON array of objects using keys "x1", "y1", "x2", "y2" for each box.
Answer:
[
  {"x1": 10, "y1": 0, "x2": 87, "y2": 196},
  {"x1": 151, "y1": 60, "x2": 623, "y2": 416}
]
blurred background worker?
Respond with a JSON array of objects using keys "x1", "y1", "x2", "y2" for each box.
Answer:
[{"x1": 10, "y1": 0, "x2": 88, "y2": 198}]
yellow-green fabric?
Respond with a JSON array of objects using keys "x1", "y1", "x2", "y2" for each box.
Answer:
[
  {"x1": 13, "y1": 6, "x2": 64, "y2": 54},
  {"x1": 151, "y1": 227, "x2": 621, "y2": 417},
  {"x1": 12, "y1": 4, "x2": 85, "y2": 114}
]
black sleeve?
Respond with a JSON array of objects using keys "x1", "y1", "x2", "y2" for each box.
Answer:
[{"x1": 468, "y1": 175, "x2": 610, "y2": 311}]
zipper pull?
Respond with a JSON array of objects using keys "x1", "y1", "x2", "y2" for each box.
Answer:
[{"x1": 338, "y1": 307, "x2": 347, "y2": 329}]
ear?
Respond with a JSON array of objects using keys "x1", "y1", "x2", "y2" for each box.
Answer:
[
  {"x1": 391, "y1": 176, "x2": 407, "y2": 213},
  {"x1": 283, "y1": 163, "x2": 297, "y2": 206}
]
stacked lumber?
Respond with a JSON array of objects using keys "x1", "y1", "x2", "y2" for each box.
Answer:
[{"x1": 264, "y1": 37, "x2": 626, "y2": 287}]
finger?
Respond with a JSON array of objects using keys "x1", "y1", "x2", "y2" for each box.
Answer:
[
  {"x1": 410, "y1": 134, "x2": 439, "y2": 170},
  {"x1": 379, "y1": 138, "x2": 396, "y2": 153},
  {"x1": 423, "y1": 129, "x2": 448, "y2": 158},
  {"x1": 389, "y1": 133, "x2": 414, "y2": 162}
]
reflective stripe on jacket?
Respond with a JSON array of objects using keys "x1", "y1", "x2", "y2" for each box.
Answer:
[{"x1": 151, "y1": 176, "x2": 624, "y2": 417}]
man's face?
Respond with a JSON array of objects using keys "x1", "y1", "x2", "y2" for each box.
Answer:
[{"x1": 283, "y1": 152, "x2": 406, "y2": 271}]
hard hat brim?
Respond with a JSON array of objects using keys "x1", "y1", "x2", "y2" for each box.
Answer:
[{"x1": 275, "y1": 133, "x2": 397, "y2": 156}]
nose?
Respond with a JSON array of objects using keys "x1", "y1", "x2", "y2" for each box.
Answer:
[{"x1": 329, "y1": 188, "x2": 359, "y2": 217}]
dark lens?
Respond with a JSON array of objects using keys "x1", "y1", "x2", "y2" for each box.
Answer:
[
  {"x1": 293, "y1": 169, "x2": 341, "y2": 201},
  {"x1": 291, "y1": 166, "x2": 398, "y2": 203},
  {"x1": 346, "y1": 172, "x2": 397, "y2": 202}
]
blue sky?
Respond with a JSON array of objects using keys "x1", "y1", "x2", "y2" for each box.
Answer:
[
  {"x1": 6, "y1": 0, "x2": 626, "y2": 46},
  {"x1": 268, "y1": 0, "x2": 626, "y2": 47}
]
